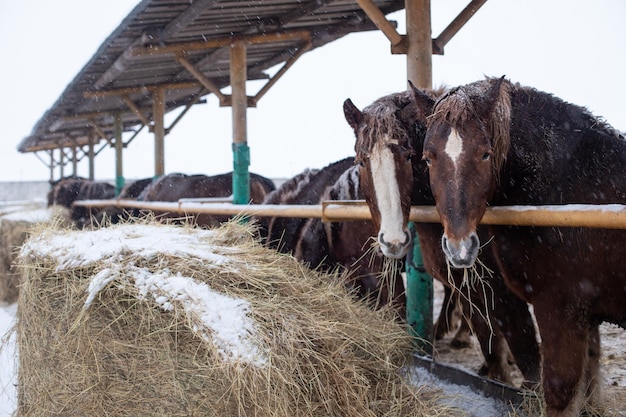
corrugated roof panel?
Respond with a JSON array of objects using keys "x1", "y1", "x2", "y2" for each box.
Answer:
[{"x1": 18, "y1": 0, "x2": 403, "y2": 153}]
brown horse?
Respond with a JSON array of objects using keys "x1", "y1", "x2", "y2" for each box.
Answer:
[
  {"x1": 343, "y1": 87, "x2": 541, "y2": 386},
  {"x1": 49, "y1": 177, "x2": 115, "y2": 228},
  {"x1": 95, "y1": 177, "x2": 154, "y2": 224},
  {"x1": 260, "y1": 157, "x2": 355, "y2": 252},
  {"x1": 420, "y1": 76, "x2": 626, "y2": 416},
  {"x1": 138, "y1": 172, "x2": 275, "y2": 228},
  {"x1": 295, "y1": 164, "x2": 406, "y2": 318}
]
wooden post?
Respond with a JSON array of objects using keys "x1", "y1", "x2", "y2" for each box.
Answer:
[
  {"x1": 405, "y1": 0, "x2": 434, "y2": 352},
  {"x1": 406, "y1": 0, "x2": 432, "y2": 89},
  {"x1": 72, "y1": 146, "x2": 78, "y2": 176},
  {"x1": 88, "y1": 131, "x2": 95, "y2": 180},
  {"x1": 48, "y1": 150, "x2": 54, "y2": 182},
  {"x1": 114, "y1": 112, "x2": 124, "y2": 195},
  {"x1": 59, "y1": 148, "x2": 65, "y2": 178},
  {"x1": 153, "y1": 87, "x2": 166, "y2": 177},
  {"x1": 230, "y1": 41, "x2": 250, "y2": 205}
]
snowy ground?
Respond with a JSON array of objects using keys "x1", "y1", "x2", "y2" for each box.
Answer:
[{"x1": 0, "y1": 302, "x2": 17, "y2": 417}]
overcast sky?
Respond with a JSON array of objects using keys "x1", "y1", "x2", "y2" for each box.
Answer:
[{"x1": 0, "y1": 0, "x2": 624, "y2": 183}]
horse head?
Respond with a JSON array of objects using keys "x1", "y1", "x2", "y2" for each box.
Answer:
[
  {"x1": 422, "y1": 76, "x2": 510, "y2": 268},
  {"x1": 343, "y1": 83, "x2": 434, "y2": 259}
]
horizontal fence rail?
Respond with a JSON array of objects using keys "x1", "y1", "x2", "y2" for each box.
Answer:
[{"x1": 72, "y1": 199, "x2": 626, "y2": 229}]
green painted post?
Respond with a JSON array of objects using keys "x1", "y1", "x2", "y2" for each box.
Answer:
[
  {"x1": 115, "y1": 176, "x2": 125, "y2": 197},
  {"x1": 406, "y1": 221, "x2": 433, "y2": 355},
  {"x1": 232, "y1": 142, "x2": 250, "y2": 205}
]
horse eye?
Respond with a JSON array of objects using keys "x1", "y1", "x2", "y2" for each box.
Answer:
[
  {"x1": 421, "y1": 155, "x2": 431, "y2": 166},
  {"x1": 482, "y1": 152, "x2": 491, "y2": 161}
]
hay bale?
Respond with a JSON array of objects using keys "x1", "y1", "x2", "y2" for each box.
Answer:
[
  {"x1": 0, "y1": 206, "x2": 69, "y2": 304},
  {"x1": 15, "y1": 220, "x2": 459, "y2": 417}
]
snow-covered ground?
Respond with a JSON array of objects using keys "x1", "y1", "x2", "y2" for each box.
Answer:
[{"x1": 0, "y1": 302, "x2": 17, "y2": 417}]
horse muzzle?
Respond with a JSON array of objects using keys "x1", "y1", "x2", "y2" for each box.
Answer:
[
  {"x1": 441, "y1": 232, "x2": 479, "y2": 268},
  {"x1": 378, "y1": 229, "x2": 411, "y2": 259}
]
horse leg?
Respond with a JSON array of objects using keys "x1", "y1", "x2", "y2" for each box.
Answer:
[
  {"x1": 583, "y1": 323, "x2": 604, "y2": 414},
  {"x1": 462, "y1": 296, "x2": 515, "y2": 385},
  {"x1": 533, "y1": 305, "x2": 588, "y2": 417},
  {"x1": 450, "y1": 298, "x2": 472, "y2": 349},
  {"x1": 389, "y1": 268, "x2": 407, "y2": 320},
  {"x1": 434, "y1": 285, "x2": 459, "y2": 340},
  {"x1": 486, "y1": 274, "x2": 541, "y2": 385}
]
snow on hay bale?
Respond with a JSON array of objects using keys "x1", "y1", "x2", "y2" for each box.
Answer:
[
  {"x1": 0, "y1": 205, "x2": 69, "y2": 304},
  {"x1": 15, "y1": 220, "x2": 453, "y2": 416}
]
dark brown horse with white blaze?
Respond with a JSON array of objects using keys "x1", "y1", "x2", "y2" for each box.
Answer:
[
  {"x1": 421, "y1": 76, "x2": 626, "y2": 417},
  {"x1": 343, "y1": 87, "x2": 541, "y2": 386}
]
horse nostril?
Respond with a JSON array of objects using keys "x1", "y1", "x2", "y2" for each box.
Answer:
[
  {"x1": 470, "y1": 233, "x2": 479, "y2": 250},
  {"x1": 378, "y1": 232, "x2": 387, "y2": 246},
  {"x1": 404, "y1": 229, "x2": 411, "y2": 246}
]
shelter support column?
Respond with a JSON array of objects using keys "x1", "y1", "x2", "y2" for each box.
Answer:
[
  {"x1": 48, "y1": 150, "x2": 54, "y2": 182},
  {"x1": 405, "y1": 0, "x2": 433, "y2": 352},
  {"x1": 59, "y1": 148, "x2": 65, "y2": 178},
  {"x1": 153, "y1": 87, "x2": 166, "y2": 177},
  {"x1": 406, "y1": 0, "x2": 432, "y2": 89},
  {"x1": 114, "y1": 113, "x2": 124, "y2": 195},
  {"x1": 88, "y1": 131, "x2": 95, "y2": 180},
  {"x1": 230, "y1": 41, "x2": 250, "y2": 205},
  {"x1": 72, "y1": 147, "x2": 78, "y2": 176}
]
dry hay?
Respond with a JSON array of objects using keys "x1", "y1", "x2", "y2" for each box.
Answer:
[
  {"x1": 0, "y1": 206, "x2": 69, "y2": 304},
  {"x1": 15, "y1": 219, "x2": 460, "y2": 417}
]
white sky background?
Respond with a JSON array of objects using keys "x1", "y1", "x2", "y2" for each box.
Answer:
[{"x1": 0, "y1": 0, "x2": 624, "y2": 183}]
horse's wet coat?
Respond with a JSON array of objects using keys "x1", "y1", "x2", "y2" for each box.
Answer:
[
  {"x1": 344, "y1": 86, "x2": 541, "y2": 386},
  {"x1": 138, "y1": 171, "x2": 275, "y2": 228},
  {"x1": 422, "y1": 76, "x2": 626, "y2": 416}
]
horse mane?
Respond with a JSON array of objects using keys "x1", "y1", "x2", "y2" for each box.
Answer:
[
  {"x1": 355, "y1": 91, "x2": 414, "y2": 158},
  {"x1": 428, "y1": 77, "x2": 512, "y2": 179}
]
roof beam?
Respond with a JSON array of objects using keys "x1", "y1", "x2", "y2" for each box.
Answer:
[
  {"x1": 95, "y1": 0, "x2": 220, "y2": 89},
  {"x1": 355, "y1": 0, "x2": 404, "y2": 47},
  {"x1": 132, "y1": 29, "x2": 312, "y2": 57},
  {"x1": 432, "y1": 0, "x2": 488, "y2": 55},
  {"x1": 120, "y1": 95, "x2": 151, "y2": 127},
  {"x1": 175, "y1": 55, "x2": 228, "y2": 103},
  {"x1": 84, "y1": 81, "x2": 201, "y2": 98},
  {"x1": 252, "y1": 41, "x2": 312, "y2": 105}
]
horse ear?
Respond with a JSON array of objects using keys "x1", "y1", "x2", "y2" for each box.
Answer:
[
  {"x1": 407, "y1": 81, "x2": 435, "y2": 121},
  {"x1": 343, "y1": 98, "x2": 363, "y2": 130},
  {"x1": 476, "y1": 75, "x2": 506, "y2": 117}
]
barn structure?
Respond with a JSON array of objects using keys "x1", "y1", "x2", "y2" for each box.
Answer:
[
  {"x1": 18, "y1": 0, "x2": 478, "y2": 352},
  {"x1": 16, "y1": 0, "x2": 485, "y2": 199}
]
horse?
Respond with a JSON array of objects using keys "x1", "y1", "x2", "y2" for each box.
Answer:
[
  {"x1": 49, "y1": 177, "x2": 115, "y2": 228},
  {"x1": 137, "y1": 172, "x2": 275, "y2": 228},
  {"x1": 420, "y1": 76, "x2": 626, "y2": 416},
  {"x1": 260, "y1": 157, "x2": 355, "y2": 251},
  {"x1": 94, "y1": 177, "x2": 154, "y2": 225},
  {"x1": 343, "y1": 86, "x2": 541, "y2": 386},
  {"x1": 294, "y1": 164, "x2": 406, "y2": 318}
]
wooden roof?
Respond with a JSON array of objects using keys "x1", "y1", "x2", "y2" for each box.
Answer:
[{"x1": 18, "y1": 0, "x2": 403, "y2": 153}]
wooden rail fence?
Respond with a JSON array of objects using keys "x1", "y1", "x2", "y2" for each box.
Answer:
[{"x1": 73, "y1": 199, "x2": 626, "y2": 229}]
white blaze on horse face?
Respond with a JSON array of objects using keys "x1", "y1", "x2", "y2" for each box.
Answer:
[
  {"x1": 444, "y1": 128, "x2": 464, "y2": 171},
  {"x1": 370, "y1": 137, "x2": 407, "y2": 257}
]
